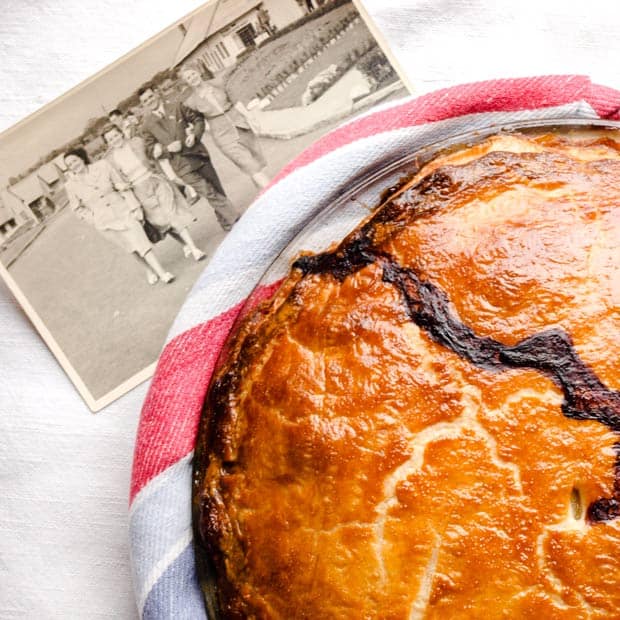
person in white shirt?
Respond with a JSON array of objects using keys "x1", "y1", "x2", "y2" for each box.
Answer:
[
  {"x1": 179, "y1": 65, "x2": 270, "y2": 189},
  {"x1": 102, "y1": 125, "x2": 206, "y2": 271}
]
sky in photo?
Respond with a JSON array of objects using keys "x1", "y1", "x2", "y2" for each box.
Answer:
[{"x1": 0, "y1": 25, "x2": 185, "y2": 187}]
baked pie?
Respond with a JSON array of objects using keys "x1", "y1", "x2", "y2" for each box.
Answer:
[{"x1": 193, "y1": 129, "x2": 620, "y2": 619}]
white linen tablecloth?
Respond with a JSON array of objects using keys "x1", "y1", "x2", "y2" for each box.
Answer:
[{"x1": 1, "y1": 1, "x2": 620, "y2": 617}]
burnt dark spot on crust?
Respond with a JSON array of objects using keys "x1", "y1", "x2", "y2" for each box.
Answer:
[
  {"x1": 500, "y1": 331, "x2": 620, "y2": 433},
  {"x1": 587, "y1": 445, "x2": 620, "y2": 521},
  {"x1": 293, "y1": 233, "x2": 376, "y2": 281},
  {"x1": 381, "y1": 259, "x2": 506, "y2": 371},
  {"x1": 378, "y1": 174, "x2": 418, "y2": 204}
]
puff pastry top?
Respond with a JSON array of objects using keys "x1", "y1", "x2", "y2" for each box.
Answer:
[{"x1": 194, "y1": 131, "x2": 620, "y2": 619}]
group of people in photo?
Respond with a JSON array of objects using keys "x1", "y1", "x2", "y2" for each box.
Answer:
[{"x1": 63, "y1": 62, "x2": 269, "y2": 285}]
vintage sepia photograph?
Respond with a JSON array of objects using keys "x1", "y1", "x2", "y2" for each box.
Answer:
[{"x1": 0, "y1": 0, "x2": 411, "y2": 410}]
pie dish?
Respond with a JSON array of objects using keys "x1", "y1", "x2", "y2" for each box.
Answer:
[{"x1": 193, "y1": 122, "x2": 620, "y2": 618}]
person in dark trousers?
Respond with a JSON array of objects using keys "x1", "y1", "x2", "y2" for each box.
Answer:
[{"x1": 138, "y1": 86, "x2": 240, "y2": 231}]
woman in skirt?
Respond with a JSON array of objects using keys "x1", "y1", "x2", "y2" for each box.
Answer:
[
  {"x1": 64, "y1": 148, "x2": 174, "y2": 284},
  {"x1": 102, "y1": 125, "x2": 206, "y2": 270}
]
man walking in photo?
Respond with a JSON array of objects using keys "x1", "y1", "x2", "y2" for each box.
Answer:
[{"x1": 138, "y1": 86, "x2": 240, "y2": 231}]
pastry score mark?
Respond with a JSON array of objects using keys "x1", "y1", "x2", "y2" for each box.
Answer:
[
  {"x1": 372, "y1": 382, "x2": 525, "y2": 586},
  {"x1": 409, "y1": 535, "x2": 442, "y2": 620},
  {"x1": 532, "y1": 486, "x2": 603, "y2": 616},
  {"x1": 294, "y1": 251, "x2": 620, "y2": 523},
  {"x1": 535, "y1": 526, "x2": 595, "y2": 616}
]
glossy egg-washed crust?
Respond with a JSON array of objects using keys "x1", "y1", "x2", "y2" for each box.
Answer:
[{"x1": 193, "y1": 131, "x2": 620, "y2": 619}]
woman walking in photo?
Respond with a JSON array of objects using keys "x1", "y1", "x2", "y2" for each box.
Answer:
[
  {"x1": 102, "y1": 125, "x2": 206, "y2": 266},
  {"x1": 64, "y1": 148, "x2": 175, "y2": 284},
  {"x1": 179, "y1": 64, "x2": 270, "y2": 189}
]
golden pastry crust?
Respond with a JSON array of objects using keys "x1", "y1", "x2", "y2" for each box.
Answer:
[{"x1": 193, "y1": 131, "x2": 620, "y2": 619}]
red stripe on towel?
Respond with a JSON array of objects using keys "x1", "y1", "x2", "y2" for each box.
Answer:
[
  {"x1": 270, "y1": 75, "x2": 610, "y2": 185},
  {"x1": 130, "y1": 280, "x2": 282, "y2": 503}
]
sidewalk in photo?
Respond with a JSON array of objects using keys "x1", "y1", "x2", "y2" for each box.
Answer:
[
  {"x1": 253, "y1": 72, "x2": 406, "y2": 140},
  {"x1": 1, "y1": 202, "x2": 69, "y2": 269},
  {"x1": 1, "y1": 224, "x2": 46, "y2": 269}
]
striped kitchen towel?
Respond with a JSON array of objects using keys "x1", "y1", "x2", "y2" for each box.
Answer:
[{"x1": 129, "y1": 76, "x2": 620, "y2": 619}]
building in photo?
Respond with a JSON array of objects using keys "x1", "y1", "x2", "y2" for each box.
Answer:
[
  {"x1": 37, "y1": 162, "x2": 64, "y2": 200},
  {"x1": 174, "y1": 0, "x2": 305, "y2": 71},
  {"x1": 3, "y1": 172, "x2": 56, "y2": 224},
  {"x1": 0, "y1": 194, "x2": 28, "y2": 242}
]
